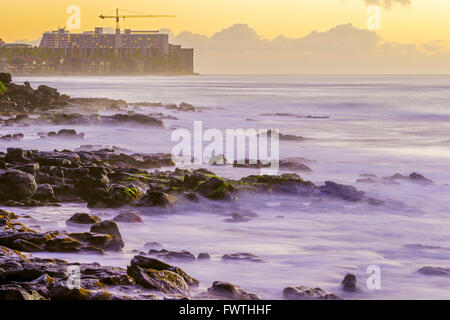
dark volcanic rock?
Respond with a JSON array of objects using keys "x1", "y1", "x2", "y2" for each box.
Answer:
[
  {"x1": 0, "y1": 169, "x2": 37, "y2": 201},
  {"x1": 33, "y1": 184, "x2": 55, "y2": 202},
  {"x1": 69, "y1": 232, "x2": 123, "y2": 252},
  {"x1": 0, "y1": 73, "x2": 12, "y2": 84},
  {"x1": 283, "y1": 285, "x2": 342, "y2": 300},
  {"x1": 90, "y1": 221, "x2": 122, "y2": 239},
  {"x1": 66, "y1": 213, "x2": 101, "y2": 225},
  {"x1": 197, "y1": 253, "x2": 210, "y2": 260},
  {"x1": 222, "y1": 253, "x2": 265, "y2": 263},
  {"x1": 205, "y1": 281, "x2": 261, "y2": 300},
  {"x1": 196, "y1": 177, "x2": 236, "y2": 200},
  {"x1": 0, "y1": 133, "x2": 24, "y2": 141},
  {"x1": 130, "y1": 255, "x2": 199, "y2": 287},
  {"x1": 113, "y1": 212, "x2": 143, "y2": 224},
  {"x1": 148, "y1": 249, "x2": 196, "y2": 262},
  {"x1": 417, "y1": 266, "x2": 450, "y2": 276},
  {"x1": 319, "y1": 181, "x2": 365, "y2": 202},
  {"x1": 127, "y1": 264, "x2": 189, "y2": 295},
  {"x1": 341, "y1": 273, "x2": 358, "y2": 292},
  {"x1": 46, "y1": 129, "x2": 85, "y2": 139}
]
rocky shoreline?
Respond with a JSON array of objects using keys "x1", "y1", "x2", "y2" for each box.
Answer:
[{"x1": 0, "y1": 73, "x2": 447, "y2": 300}]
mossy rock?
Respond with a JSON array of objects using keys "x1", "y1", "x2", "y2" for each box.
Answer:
[{"x1": 196, "y1": 177, "x2": 236, "y2": 200}]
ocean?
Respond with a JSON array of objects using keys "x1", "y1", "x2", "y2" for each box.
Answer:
[{"x1": 4, "y1": 74, "x2": 450, "y2": 299}]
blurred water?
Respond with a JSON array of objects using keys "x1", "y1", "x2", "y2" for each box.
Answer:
[{"x1": 3, "y1": 75, "x2": 450, "y2": 299}]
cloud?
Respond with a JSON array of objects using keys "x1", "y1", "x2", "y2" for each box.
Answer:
[
  {"x1": 364, "y1": 0, "x2": 411, "y2": 9},
  {"x1": 169, "y1": 23, "x2": 450, "y2": 74}
]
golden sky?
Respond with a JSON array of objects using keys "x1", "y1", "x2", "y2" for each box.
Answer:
[{"x1": 1, "y1": 0, "x2": 450, "y2": 48}]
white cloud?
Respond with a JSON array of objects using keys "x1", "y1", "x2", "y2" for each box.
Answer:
[{"x1": 169, "y1": 23, "x2": 450, "y2": 74}]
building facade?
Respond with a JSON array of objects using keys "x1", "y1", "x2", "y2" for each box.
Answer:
[{"x1": 40, "y1": 27, "x2": 169, "y2": 56}]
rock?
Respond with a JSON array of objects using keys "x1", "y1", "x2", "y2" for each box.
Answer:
[
  {"x1": 127, "y1": 265, "x2": 189, "y2": 295},
  {"x1": 197, "y1": 253, "x2": 210, "y2": 260},
  {"x1": 130, "y1": 255, "x2": 199, "y2": 287},
  {"x1": 143, "y1": 191, "x2": 176, "y2": 208},
  {"x1": 148, "y1": 249, "x2": 196, "y2": 262},
  {"x1": 178, "y1": 102, "x2": 196, "y2": 112},
  {"x1": 222, "y1": 253, "x2": 265, "y2": 263},
  {"x1": 341, "y1": 273, "x2": 358, "y2": 292},
  {"x1": 47, "y1": 129, "x2": 85, "y2": 139},
  {"x1": 0, "y1": 231, "x2": 51, "y2": 248},
  {"x1": 0, "y1": 169, "x2": 37, "y2": 201},
  {"x1": 44, "y1": 237, "x2": 85, "y2": 253},
  {"x1": 224, "y1": 213, "x2": 251, "y2": 223},
  {"x1": 206, "y1": 281, "x2": 261, "y2": 300},
  {"x1": 417, "y1": 266, "x2": 450, "y2": 276},
  {"x1": 283, "y1": 286, "x2": 342, "y2": 300},
  {"x1": 90, "y1": 220, "x2": 122, "y2": 239},
  {"x1": 48, "y1": 284, "x2": 92, "y2": 300},
  {"x1": 12, "y1": 239, "x2": 43, "y2": 252},
  {"x1": 384, "y1": 172, "x2": 434, "y2": 185},
  {"x1": 66, "y1": 213, "x2": 101, "y2": 225},
  {"x1": 113, "y1": 212, "x2": 143, "y2": 224},
  {"x1": 196, "y1": 177, "x2": 236, "y2": 200},
  {"x1": 279, "y1": 160, "x2": 312, "y2": 172},
  {"x1": 0, "y1": 133, "x2": 24, "y2": 141},
  {"x1": 319, "y1": 181, "x2": 365, "y2": 202},
  {"x1": 239, "y1": 174, "x2": 318, "y2": 196},
  {"x1": 143, "y1": 242, "x2": 163, "y2": 250},
  {"x1": 0, "y1": 73, "x2": 12, "y2": 84},
  {"x1": 258, "y1": 130, "x2": 304, "y2": 141},
  {"x1": 409, "y1": 172, "x2": 434, "y2": 185},
  {"x1": 33, "y1": 184, "x2": 54, "y2": 201},
  {"x1": 69, "y1": 232, "x2": 123, "y2": 252},
  {"x1": 0, "y1": 285, "x2": 45, "y2": 300}
]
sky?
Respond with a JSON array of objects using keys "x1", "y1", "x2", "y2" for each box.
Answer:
[{"x1": 1, "y1": 0, "x2": 450, "y2": 73}]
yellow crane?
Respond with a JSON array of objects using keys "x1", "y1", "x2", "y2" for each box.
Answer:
[{"x1": 99, "y1": 8, "x2": 175, "y2": 34}]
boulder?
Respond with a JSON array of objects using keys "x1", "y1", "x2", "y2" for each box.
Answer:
[
  {"x1": 0, "y1": 73, "x2": 12, "y2": 84},
  {"x1": 33, "y1": 184, "x2": 55, "y2": 201},
  {"x1": 417, "y1": 266, "x2": 450, "y2": 276},
  {"x1": 127, "y1": 265, "x2": 189, "y2": 295},
  {"x1": 196, "y1": 177, "x2": 235, "y2": 200},
  {"x1": 319, "y1": 181, "x2": 365, "y2": 202},
  {"x1": 69, "y1": 232, "x2": 123, "y2": 252},
  {"x1": 222, "y1": 253, "x2": 265, "y2": 263},
  {"x1": 113, "y1": 212, "x2": 143, "y2": 224},
  {"x1": 148, "y1": 249, "x2": 196, "y2": 262},
  {"x1": 44, "y1": 237, "x2": 85, "y2": 253},
  {"x1": 0, "y1": 169, "x2": 37, "y2": 201},
  {"x1": 206, "y1": 281, "x2": 261, "y2": 300},
  {"x1": 12, "y1": 239, "x2": 43, "y2": 252},
  {"x1": 90, "y1": 220, "x2": 122, "y2": 239},
  {"x1": 197, "y1": 253, "x2": 211, "y2": 260},
  {"x1": 341, "y1": 273, "x2": 358, "y2": 292},
  {"x1": 66, "y1": 213, "x2": 101, "y2": 225},
  {"x1": 283, "y1": 285, "x2": 341, "y2": 300},
  {"x1": 130, "y1": 255, "x2": 198, "y2": 287}
]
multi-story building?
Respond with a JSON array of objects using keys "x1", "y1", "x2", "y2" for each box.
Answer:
[
  {"x1": 0, "y1": 39, "x2": 5, "y2": 47},
  {"x1": 169, "y1": 44, "x2": 194, "y2": 74},
  {"x1": 40, "y1": 27, "x2": 169, "y2": 56}
]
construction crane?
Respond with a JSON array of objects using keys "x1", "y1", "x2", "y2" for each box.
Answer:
[{"x1": 99, "y1": 8, "x2": 175, "y2": 34}]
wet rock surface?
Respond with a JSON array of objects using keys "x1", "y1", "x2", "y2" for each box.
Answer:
[
  {"x1": 417, "y1": 266, "x2": 450, "y2": 276},
  {"x1": 283, "y1": 285, "x2": 342, "y2": 300},
  {"x1": 222, "y1": 253, "x2": 265, "y2": 263}
]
